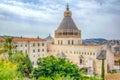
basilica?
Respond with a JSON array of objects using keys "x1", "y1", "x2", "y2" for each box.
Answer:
[
  {"x1": 0, "y1": 5, "x2": 114, "y2": 76},
  {"x1": 46, "y1": 5, "x2": 114, "y2": 76}
]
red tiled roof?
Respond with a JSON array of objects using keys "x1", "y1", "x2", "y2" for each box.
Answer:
[
  {"x1": 0, "y1": 38, "x2": 4, "y2": 42},
  {"x1": 0, "y1": 38, "x2": 45, "y2": 42}
]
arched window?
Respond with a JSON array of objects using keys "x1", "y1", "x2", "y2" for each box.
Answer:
[{"x1": 80, "y1": 59, "x2": 82, "y2": 65}]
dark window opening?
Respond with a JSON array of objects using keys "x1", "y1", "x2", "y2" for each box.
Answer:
[
  {"x1": 80, "y1": 59, "x2": 82, "y2": 65},
  {"x1": 33, "y1": 43, "x2": 35, "y2": 47},
  {"x1": 33, "y1": 49, "x2": 35, "y2": 53},
  {"x1": 68, "y1": 40, "x2": 70, "y2": 45},
  {"x1": 72, "y1": 40, "x2": 74, "y2": 45}
]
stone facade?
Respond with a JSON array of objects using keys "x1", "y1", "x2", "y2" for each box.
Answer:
[
  {"x1": 0, "y1": 38, "x2": 47, "y2": 67},
  {"x1": 15, "y1": 40, "x2": 47, "y2": 66},
  {"x1": 47, "y1": 43, "x2": 114, "y2": 75},
  {"x1": 0, "y1": 4, "x2": 115, "y2": 76},
  {"x1": 46, "y1": 5, "x2": 114, "y2": 76}
]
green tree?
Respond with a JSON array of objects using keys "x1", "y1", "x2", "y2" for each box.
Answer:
[
  {"x1": 0, "y1": 61, "x2": 19, "y2": 80},
  {"x1": 38, "y1": 75, "x2": 74, "y2": 80},
  {"x1": 0, "y1": 35, "x2": 15, "y2": 60},
  {"x1": 0, "y1": 36, "x2": 15, "y2": 60},
  {"x1": 11, "y1": 51, "x2": 33, "y2": 77},
  {"x1": 108, "y1": 69, "x2": 117, "y2": 74},
  {"x1": 101, "y1": 59, "x2": 105, "y2": 80},
  {"x1": 3, "y1": 36, "x2": 14, "y2": 57},
  {"x1": 32, "y1": 56, "x2": 79, "y2": 79}
]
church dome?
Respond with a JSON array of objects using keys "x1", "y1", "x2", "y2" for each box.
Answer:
[
  {"x1": 55, "y1": 4, "x2": 81, "y2": 38},
  {"x1": 44, "y1": 34, "x2": 54, "y2": 41}
]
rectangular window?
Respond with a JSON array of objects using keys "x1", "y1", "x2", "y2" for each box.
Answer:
[
  {"x1": 42, "y1": 43, "x2": 44, "y2": 46},
  {"x1": 42, "y1": 49, "x2": 44, "y2": 52},
  {"x1": 25, "y1": 44, "x2": 27, "y2": 47},
  {"x1": 21, "y1": 44, "x2": 22, "y2": 47},
  {"x1": 90, "y1": 53, "x2": 92, "y2": 55},
  {"x1": 38, "y1": 49, "x2": 40, "y2": 52},
  {"x1": 80, "y1": 59, "x2": 82, "y2": 65},
  {"x1": 16, "y1": 45, "x2": 18, "y2": 47},
  {"x1": 88, "y1": 53, "x2": 89, "y2": 55},
  {"x1": 68, "y1": 40, "x2": 70, "y2": 45},
  {"x1": 38, "y1": 43, "x2": 40, "y2": 46},
  {"x1": 72, "y1": 40, "x2": 74, "y2": 45},
  {"x1": 61, "y1": 40, "x2": 62, "y2": 45},
  {"x1": 58, "y1": 40, "x2": 59, "y2": 45},
  {"x1": 33, "y1": 49, "x2": 35, "y2": 53},
  {"x1": 33, "y1": 55, "x2": 35, "y2": 57},
  {"x1": 33, "y1": 43, "x2": 35, "y2": 47}
]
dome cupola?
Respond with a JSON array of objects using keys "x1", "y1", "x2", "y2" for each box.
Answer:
[
  {"x1": 55, "y1": 4, "x2": 81, "y2": 38},
  {"x1": 64, "y1": 4, "x2": 72, "y2": 17},
  {"x1": 54, "y1": 4, "x2": 82, "y2": 45}
]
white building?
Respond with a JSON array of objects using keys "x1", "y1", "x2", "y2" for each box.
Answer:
[{"x1": 13, "y1": 38, "x2": 47, "y2": 66}]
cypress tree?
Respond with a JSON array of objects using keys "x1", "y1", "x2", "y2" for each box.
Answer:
[{"x1": 101, "y1": 58, "x2": 105, "y2": 80}]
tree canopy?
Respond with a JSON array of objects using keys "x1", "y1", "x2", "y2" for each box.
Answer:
[
  {"x1": 11, "y1": 51, "x2": 33, "y2": 77},
  {"x1": 32, "y1": 56, "x2": 80, "y2": 79}
]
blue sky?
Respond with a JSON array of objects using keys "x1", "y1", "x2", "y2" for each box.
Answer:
[{"x1": 0, "y1": 0, "x2": 120, "y2": 40}]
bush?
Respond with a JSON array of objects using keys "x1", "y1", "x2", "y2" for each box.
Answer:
[
  {"x1": 108, "y1": 69, "x2": 117, "y2": 74},
  {"x1": 11, "y1": 51, "x2": 33, "y2": 77},
  {"x1": 0, "y1": 61, "x2": 19, "y2": 80},
  {"x1": 32, "y1": 56, "x2": 79, "y2": 79}
]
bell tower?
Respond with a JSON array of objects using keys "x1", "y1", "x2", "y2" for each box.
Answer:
[{"x1": 54, "y1": 4, "x2": 82, "y2": 45}]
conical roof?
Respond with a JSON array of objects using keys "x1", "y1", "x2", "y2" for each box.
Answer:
[
  {"x1": 56, "y1": 4, "x2": 80, "y2": 32},
  {"x1": 55, "y1": 4, "x2": 81, "y2": 38},
  {"x1": 56, "y1": 17, "x2": 79, "y2": 31},
  {"x1": 44, "y1": 34, "x2": 54, "y2": 41}
]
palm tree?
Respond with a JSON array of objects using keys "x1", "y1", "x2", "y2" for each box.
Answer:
[{"x1": 0, "y1": 36, "x2": 15, "y2": 60}]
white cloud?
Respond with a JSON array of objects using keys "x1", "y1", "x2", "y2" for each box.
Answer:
[
  {"x1": 0, "y1": 3, "x2": 47, "y2": 19},
  {"x1": 0, "y1": 0, "x2": 120, "y2": 39},
  {"x1": 0, "y1": 0, "x2": 65, "y2": 24},
  {"x1": 77, "y1": 0, "x2": 100, "y2": 9}
]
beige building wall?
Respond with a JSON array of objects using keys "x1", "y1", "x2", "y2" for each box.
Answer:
[
  {"x1": 47, "y1": 44, "x2": 114, "y2": 76},
  {"x1": 15, "y1": 41, "x2": 47, "y2": 66},
  {"x1": 54, "y1": 38, "x2": 82, "y2": 45}
]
